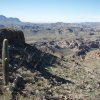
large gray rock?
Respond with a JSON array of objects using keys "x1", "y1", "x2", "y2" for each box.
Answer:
[{"x1": 0, "y1": 29, "x2": 25, "y2": 44}]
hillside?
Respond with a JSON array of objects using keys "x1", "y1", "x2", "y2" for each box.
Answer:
[
  {"x1": 0, "y1": 16, "x2": 100, "y2": 99},
  {"x1": 0, "y1": 28, "x2": 100, "y2": 99}
]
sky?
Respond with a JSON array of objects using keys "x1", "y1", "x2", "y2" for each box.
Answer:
[{"x1": 0, "y1": 0, "x2": 100, "y2": 23}]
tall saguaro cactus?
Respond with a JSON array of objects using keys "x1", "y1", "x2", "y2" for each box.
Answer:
[{"x1": 2, "y1": 39, "x2": 9, "y2": 85}]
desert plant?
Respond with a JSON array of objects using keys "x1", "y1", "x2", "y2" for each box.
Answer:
[{"x1": 2, "y1": 39, "x2": 9, "y2": 85}]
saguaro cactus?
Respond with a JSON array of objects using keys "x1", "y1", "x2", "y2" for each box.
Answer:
[{"x1": 2, "y1": 39, "x2": 9, "y2": 85}]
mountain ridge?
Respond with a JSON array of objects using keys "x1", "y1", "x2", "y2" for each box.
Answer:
[
  {"x1": 0, "y1": 15, "x2": 21, "y2": 24},
  {"x1": 1, "y1": 15, "x2": 100, "y2": 24}
]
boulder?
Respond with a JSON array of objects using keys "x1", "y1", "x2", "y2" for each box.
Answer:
[
  {"x1": 0, "y1": 29, "x2": 25, "y2": 44},
  {"x1": 13, "y1": 75, "x2": 25, "y2": 90},
  {"x1": 89, "y1": 41, "x2": 99, "y2": 48}
]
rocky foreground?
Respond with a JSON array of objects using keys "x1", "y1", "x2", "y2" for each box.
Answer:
[{"x1": 0, "y1": 29, "x2": 100, "y2": 100}]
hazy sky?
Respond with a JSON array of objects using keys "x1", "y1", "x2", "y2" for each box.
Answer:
[{"x1": 0, "y1": 0, "x2": 100, "y2": 23}]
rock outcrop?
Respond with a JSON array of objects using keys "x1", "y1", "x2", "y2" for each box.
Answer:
[{"x1": 0, "y1": 29, "x2": 25, "y2": 45}]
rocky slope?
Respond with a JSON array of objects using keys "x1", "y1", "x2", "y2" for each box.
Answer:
[{"x1": 0, "y1": 28, "x2": 100, "y2": 100}]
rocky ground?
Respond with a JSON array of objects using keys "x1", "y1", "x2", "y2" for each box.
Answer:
[{"x1": 0, "y1": 29, "x2": 100, "y2": 100}]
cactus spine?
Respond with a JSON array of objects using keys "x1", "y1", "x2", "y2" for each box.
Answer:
[{"x1": 2, "y1": 39, "x2": 9, "y2": 85}]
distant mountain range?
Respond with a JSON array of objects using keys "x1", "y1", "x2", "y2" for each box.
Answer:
[
  {"x1": 0, "y1": 15, "x2": 21, "y2": 24},
  {"x1": 0, "y1": 15, "x2": 100, "y2": 38},
  {"x1": 0, "y1": 15, "x2": 100, "y2": 25}
]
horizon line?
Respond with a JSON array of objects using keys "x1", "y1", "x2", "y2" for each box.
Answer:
[{"x1": 1, "y1": 15, "x2": 100, "y2": 24}]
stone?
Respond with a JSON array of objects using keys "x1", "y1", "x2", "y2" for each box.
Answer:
[{"x1": 0, "y1": 29, "x2": 25, "y2": 45}]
